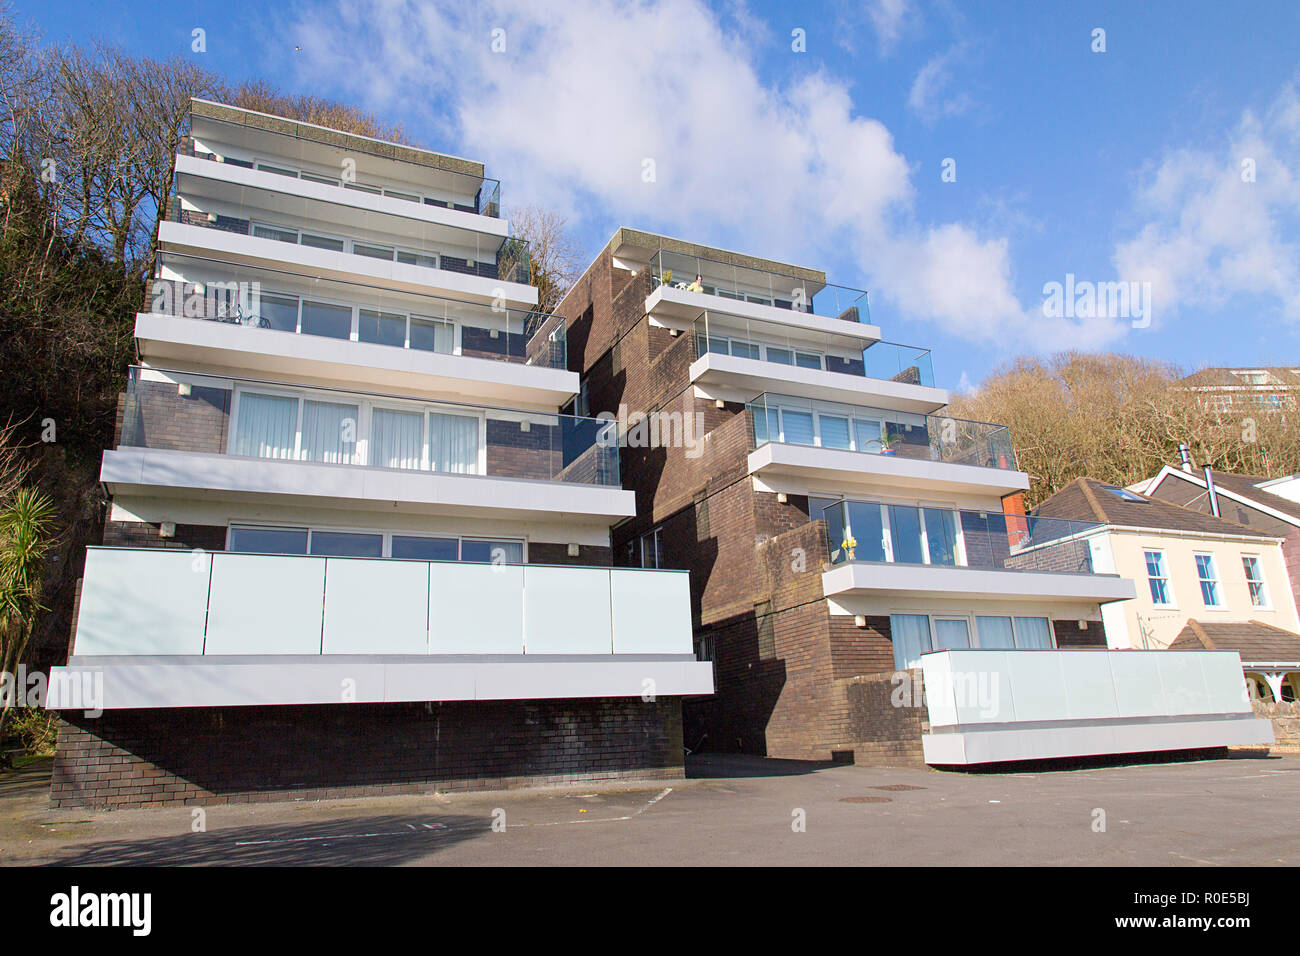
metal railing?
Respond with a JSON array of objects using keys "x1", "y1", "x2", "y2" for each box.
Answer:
[
  {"x1": 748, "y1": 393, "x2": 1015, "y2": 470},
  {"x1": 148, "y1": 253, "x2": 565, "y2": 369},
  {"x1": 818, "y1": 499, "x2": 1102, "y2": 574},
  {"x1": 119, "y1": 366, "x2": 619, "y2": 487},
  {"x1": 650, "y1": 248, "x2": 869, "y2": 323}
]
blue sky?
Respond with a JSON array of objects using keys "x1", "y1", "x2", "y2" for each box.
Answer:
[{"x1": 13, "y1": 0, "x2": 1300, "y2": 390}]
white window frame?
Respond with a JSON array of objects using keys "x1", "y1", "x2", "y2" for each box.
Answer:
[
  {"x1": 1241, "y1": 554, "x2": 1271, "y2": 609},
  {"x1": 226, "y1": 523, "x2": 526, "y2": 562},
  {"x1": 839, "y1": 498, "x2": 966, "y2": 567},
  {"x1": 1143, "y1": 548, "x2": 1176, "y2": 607},
  {"x1": 1194, "y1": 552, "x2": 1223, "y2": 608},
  {"x1": 229, "y1": 385, "x2": 486, "y2": 475},
  {"x1": 639, "y1": 526, "x2": 664, "y2": 569}
]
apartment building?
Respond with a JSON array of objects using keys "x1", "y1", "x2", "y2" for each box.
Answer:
[
  {"x1": 1177, "y1": 366, "x2": 1300, "y2": 413},
  {"x1": 552, "y1": 230, "x2": 1227, "y2": 766},
  {"x1": 46, "y1": 102, "x2": 711, "y2": 809},
  {"x1": 1034, "y1": 477, "x2": 1300, "y2": 650}
]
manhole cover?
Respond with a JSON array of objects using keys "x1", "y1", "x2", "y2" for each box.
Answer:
[
  {"x1": 871, "y1": 784, "x2": 927, "y2": 791},
  {"x1": 839, "y1": 795, "x2": 892, "y2": 803}
]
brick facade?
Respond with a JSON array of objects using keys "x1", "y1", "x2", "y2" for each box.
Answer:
[{"x1": 51, "y1": 698, "x2": 683, "y2": 809}]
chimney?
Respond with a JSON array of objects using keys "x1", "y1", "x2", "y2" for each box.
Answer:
[
  {"x1": 1178, "y1": 444, "x2": 1193, "y2": 473},
  {"x1": 1203, "y1": 465, "x2": 1221, "y2": 517}
]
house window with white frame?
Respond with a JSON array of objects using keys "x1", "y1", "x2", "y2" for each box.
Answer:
[
  {"x1": 639, "y1": 527, "x2": 664, "y2": 569},
  {"x1": 1242, "y1": 554, "x2": 1269, "y2": 607},
  {"x1": 1144, "y1": 549, "x2": 1173, "y2": 606},
  {"x1": 1194, "y1": 553, "x2": 1222, "y2": 607}
]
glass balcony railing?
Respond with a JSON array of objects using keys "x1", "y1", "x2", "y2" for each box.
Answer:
[
  {"x1": 147, "y1": 252, "x2": 566, "y2": 370},
  {"x1": 694, "y1": 311, "x2": 933, "y2": 387},
  {"x1": 181, "y1": 132, "x2": 503, "y2": 218},
  {"x1": 650, "y1": 249, "x2": 869, "y2": 323},
  {"x1": 166, "y1": 187, "x2": 531, "y2": 285},
  {"x1": 748, "y1": 393, "x2": 1017, "y2": 471},
  {"x1": 119, "y1": 366, "x2": 619, "y2": 486},
  {"x1": 817, "y1": 500, "x2": 1103, "y2": 574}
]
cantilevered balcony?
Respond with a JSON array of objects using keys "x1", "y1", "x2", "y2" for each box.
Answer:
[
  {"x1": 159, "y1": 173, "x2": 534, "y2": 306},
  {"x1": 816, "y1": 500, "x2": 1133, "y2": 604},
  {"x1": 139, "y1": 253, "x2": 574, "y2": 408},
  {"x1": 745, "y1": 393, "x2": 1028, "y2": 497},
  {"x1": 47, "y1": 548, "x2": 713, "y2": 710},
  {"x1": 102, "y1": 367, "x2": 631, "y2": 523},
  {"x1": 690, "y1": 312, "x2": 945, "y2": 411}
]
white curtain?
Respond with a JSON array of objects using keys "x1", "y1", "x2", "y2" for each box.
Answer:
[
  {"x1": 890, "y1": 614, "x2": 933, "y2": 670},
  {"x1": 1014, "y1": 616, "x2": 1053, "y2": 649},
  {"x1": 370, "y1": 407, "x2": 424, "y2": 470},
  {"x1": 300, "y1": 399, "x2": 358, "y2": 464},
  {"x1": 429, "y1": 412, "x2": 479, "y2": 474},
  {"x1": 933, "y1": 618, "x2": 972, "y2": 650},
  {"x1": 976, "y1": 616, "x2": 1016, "y2": 649},
  {"x1": 233, "y1": 392, "x2": 297, "y2": 459}
]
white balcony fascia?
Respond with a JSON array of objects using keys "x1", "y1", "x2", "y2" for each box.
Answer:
[
  {"x1": 646, "y1": 284, "x2": 880, "y2": 341},
  {"x1": 134, "y1": 313, "x2": 576, "y2": 410},
  {"x1": 747, "y1": 441, "x2": 1029, "y2": 498},
  {"x1": 691, "y1": 352, "x2": 948, "y2": 412},
  {"x1": 918, "y1": 648, "x2": 1272, "y2": 765},
  {"x1": 101, "y1": 446, "x2": 635, "y2": 523},
  {"x1": 175, "y1": 153, "x2": 509, "y2": 238},
  {"x1": 157, "y1": 221, "x2": 538, "y2": 308},
  {"x1": 820, "y1": 561, "x2": 1136, "y2": 604},
  {"x1": 48, "y1": 656, "x2": 715, "y2": 710}
]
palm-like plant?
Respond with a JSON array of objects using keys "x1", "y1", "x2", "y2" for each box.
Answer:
[{"x1": 0, "y1": 487, "x2": 56, "y2": 696}]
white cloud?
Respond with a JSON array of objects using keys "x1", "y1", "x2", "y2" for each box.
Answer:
[
  {"x1": 865, "y1": 0, "x2": 914, "y2": 53},
  {"x1": 1114, "y1": 83, "x2": 1300, "y2": 326},
  {"x1": 907, "y1": 46, "x2": 974, "y2": 125},
  {"x1": 283, "y1": 0, "x2": 1124, "y2": 350}
]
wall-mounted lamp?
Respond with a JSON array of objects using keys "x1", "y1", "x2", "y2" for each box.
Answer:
[
  {"x1": 177, "y1": 382, "x2": 192, "y2": 397},
  {"x1": 159, "y1": 521, "x2": 176, "y2": 538},
  {"x1": 777, "y1": 492, "x2": 788, "y2": 504},
  {"x1": 854, "y1": 615, "x2": 867, "y2": 628},
  {"x1": 567, "y1": 543, "x2": 580, "y2": 557}
]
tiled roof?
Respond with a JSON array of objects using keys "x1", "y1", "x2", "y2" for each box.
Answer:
[
  {"x1": 1178, "y1": 367, "x2": 1300, "y2": 388},
  {"x1": 1033, "y1": 477, "x2": 1269, "y2": 536},
  {"x1": 1170, "y1": 619, "x2": 1300, "y2": 662}
]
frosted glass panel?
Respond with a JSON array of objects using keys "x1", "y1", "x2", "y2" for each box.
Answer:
[
  {"x1": 611, "y1": 570, "x2": 691, "y2": 653},
  {"x1": 322, "y1": 558, "x2": 428, "y2": 654},
  {"x1": 233, "y1": 392, "x2": 297, "y2": 459},
  {"x1": 73, "y1": 549, "x2": 210, "y2": 655},
  {"x1": 428, "y1": 563, "x2": 523, "y2": 653},
  {"x1": 524, "y1": 566, "x2": 613, "y2": 654},
  {"x1": 205, "y1": 554, "x2": 325, "y2": 654}
]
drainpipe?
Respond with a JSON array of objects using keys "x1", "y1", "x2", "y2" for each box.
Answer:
[
  {"x1": 1178, "y1": 444, "x2": 1193, "y2": 473},
  {"x1": 1204, "y1": 465, "x2": 1221, "y2": 517}
]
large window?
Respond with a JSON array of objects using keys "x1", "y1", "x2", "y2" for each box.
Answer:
[
  {"x1": 754, "y1": 400, "x2": 916, "y2": 455},
  {"x1": 228, "y1": 525, "x2": 524, "y2": 563},
  {"x1": 231, "y1": 388, "x2": 482, "y2": 475},
  {"x1": 975, "y1": 616, "x2": 1053, "y2": 649},
  {"x1": 1194, "y1": 553, "x2": 1222, "y2": 607},
  {"x1": 889, "y1": 614, "x2": 932, "y2": 670},
  {"x1": 832, "y1": 499, "x2": 964, "y2": 567},
  {"x1": 1144, "y1": 549, "x2": 1173, "y2": 606},
  {"x1": 1242, "y1": 555, "x2": 1269, "y2": 608}
]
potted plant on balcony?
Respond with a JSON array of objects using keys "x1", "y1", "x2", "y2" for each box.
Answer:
[
  {"x1": 840, "y1": 533, "x2": 857, "y2": 561},
  {"x1": 880, "y1": 432, "x2": 904, "y2": 456}
]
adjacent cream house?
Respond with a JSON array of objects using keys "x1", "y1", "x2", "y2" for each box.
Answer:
[{"x1": 1035, "y1": 478, "x2": 1300, "y2": 650}]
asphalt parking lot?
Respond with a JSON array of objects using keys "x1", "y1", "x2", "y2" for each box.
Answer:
[{"x1": 1, "y1": 751, "x2": 1297, "y2": 866}]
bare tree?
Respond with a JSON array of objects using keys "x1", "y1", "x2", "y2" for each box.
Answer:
[{"x1": 508, "y1": 205, "x2": 581, "y2": 315}]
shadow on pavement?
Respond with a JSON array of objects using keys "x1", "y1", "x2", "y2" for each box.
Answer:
[
  {"x1": 46, "y1": 813, "x2": 490, "y2": 866},
  {"x1": 686, "y1": 753, "x2": 838, "y2": 779},
  {"x1": 936, "y1": 745, "x2": 1277, "y2": 775}
]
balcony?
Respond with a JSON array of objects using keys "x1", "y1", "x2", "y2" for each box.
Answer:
[
  {"x1": 648, "y1": 248, "x2": 870, "y2": 325},
  {"x1": 140, "y1": 254, "x2": 574, "y2": 407},
  {"x1": 103, "y1": 367, "x2": 632, "y2": 522},
  {"x1": 919, "y1": 648, "x2": 1270, "y2": 764},
  {"x1": 691, "y1": 313, "x2": 943, "y2": 411},
  {"x1": 816, "y1": 501, "x2": 1133, "y2": 604},
  {"x1": 180, "y1": 129, "x2": 503, "y2": 218},
  {"x1": 160, "y1": 176, "x2": 534, "y2": 305},
  {"x1": 46, "y1": 547, "x2": 713, "y2": 710},
  {"x1": 746, "y1": 393, "x2": 1028, "y2": 497}
]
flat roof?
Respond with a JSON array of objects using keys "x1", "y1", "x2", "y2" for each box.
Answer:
[{"x1": 607, "y1": 227, "x2": 827, "y2": 285}]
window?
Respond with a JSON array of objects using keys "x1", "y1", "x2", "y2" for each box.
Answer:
[
  {"x1": 251, "y1": 222, "x2": 298, "y2": 244},
  {"x1": 461, "y1": 538, "x2": 524, "y2": 564},
  {"x1": 354, "y1": 242, "x2": 396, "y2": 260},
  {"x1": 835, "y1": 499, "x2": 963, "y2": 567},
  {"x1": 1013, "y1": 616, "x2": 1053, "y2": 649},
  {"x1": 299, "y1": 231, "x2": 346, "y2": 252},
  {"x1": 396, "y1": 249, "x2": 439, "y2": 269},
  {"x1": 1195, "y1": 553, "x2": 1222, "y2": 607},
  {"x1": 310, "y1": 531, "x2": 383, "y2": 557},
  {"x1": 1242, "y1": 555, "x2": 1269, "y2": 607},
  {"x1": 974, "y1": 616, "x2": 1053, "y2": 649},
  {"x1": 889, "y1": 614, "x2": 932, "y2": 670},
  {"x1": 1144, "y1": 550, "x2": 1173, "y2": 605},
  {"x1": 384, "y1": 188, "x2": 420, "y2": 203},
  {"x1": 409, "y1": 316, "x2": 456, "y2": 353},
  {"x1": 229, "y1": 525, "x2": 524, "y2": 562},
  {"x1": 932, "y1": 617, "x2": 971, "y2": 650},
  {"x1": 255, "y1": 162, "x2": 298, "y2": 178},
  {"x1": 300, "y1": 299, "x2": 352, "y2": 339},
  {"x1": 1101, "y1": 485, "x2": 1147, "y2": 502},
  {"x1": 391, "y1": 535, "x2": 458, "y2": 561},
  {"x1": 228, "y1": 526, "x2": 308, "y2": 554},
  {"x1": 358, "y1": 309, "x2": 407, "y2": 348},
  {"x1": 258, "y1": 293, "x2": 300, "y2": 332},
  {"x1": 639, "y1": 527, "x2": 664, "y2": 569}
]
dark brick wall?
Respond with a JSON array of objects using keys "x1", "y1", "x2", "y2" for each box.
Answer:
[
  {"x1": 527, "y1": 543, "x2": 613, "y2": 566},
  {"x1": 1054, "y1": 619, "x2": 1108, "y2": 648},
  {"x1": 51, "y1": 697, "x2": 683, "y2": 809},
  {"x1": 121, "y1": 380, "x2": 231, "y2": 453},
  {"x1": 102, "y1": 521, "x2": 227, "y2": 552}
]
